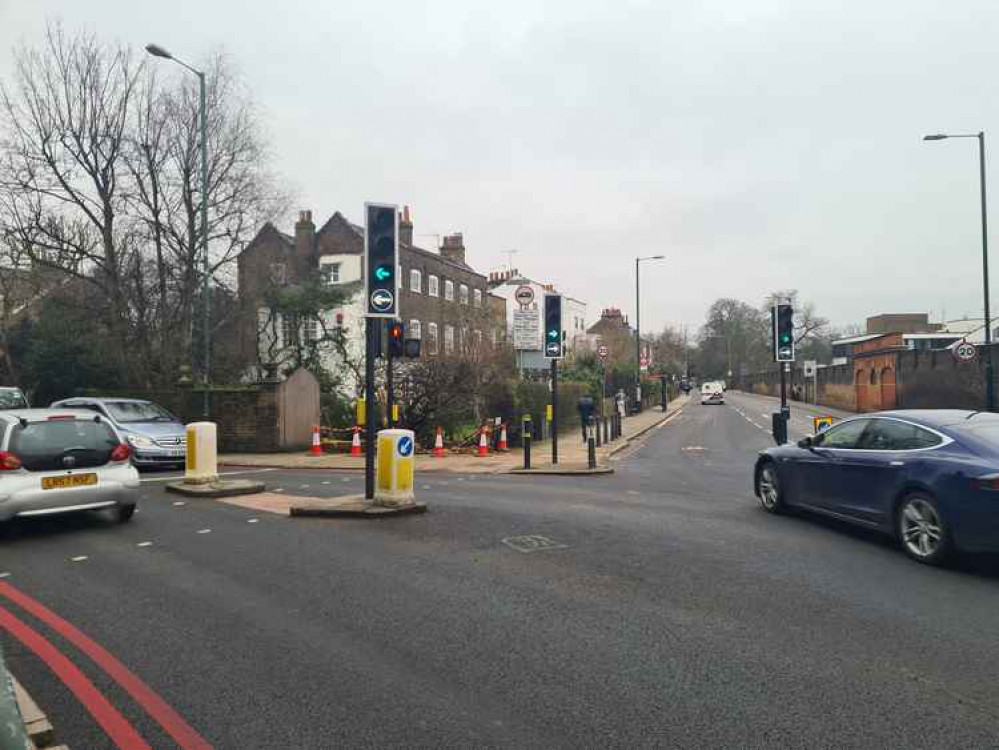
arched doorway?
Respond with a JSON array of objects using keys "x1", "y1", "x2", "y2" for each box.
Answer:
[
  {"x1": 868, "y1": 368, "x2": 881, "y2": 411},
  {"x1": 880, "y1": 367, "x2": 896, "y2": 410}
]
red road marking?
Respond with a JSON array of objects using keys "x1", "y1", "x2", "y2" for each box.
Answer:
[
  {"x1": 0, "y1": 582, "x2": 212, "y2": 750},
  {"x1": 0, "y1": 604, "x2": 151, "y2": 749}
]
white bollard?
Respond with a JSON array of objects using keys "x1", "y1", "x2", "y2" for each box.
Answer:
[
  {"x1": 184, "y1": 422, "x2": 218, "y2": 485},
  {"x1": 375, "y1": 429, "x2": 416, "y2": 507}
]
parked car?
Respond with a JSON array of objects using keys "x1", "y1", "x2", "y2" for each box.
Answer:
[
  {"x1": 0, "y1": 409, "x2": 139, "y2": 523},
  {"x1": 700, "y1": 382, "x2": 724, "y2": 405},
  {"x1": 49, "y1": 397, "x2": 186, "y2": 469},
  {"x1": 754, "y1": 410, "x2": 999, "y2": 565},
  {"x1": 0, "y1": 388, "x2": 29, "y2": 410}
]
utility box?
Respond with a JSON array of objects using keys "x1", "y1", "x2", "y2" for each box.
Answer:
[
  {"x1": 376, "y1": 429, "x2": 416, "y2": 507},
  {"x1": 185, "y1": 422, "x2": 218, "y2": 485}
]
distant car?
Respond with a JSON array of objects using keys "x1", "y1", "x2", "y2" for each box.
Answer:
[
  {"x1": 700, "y1": 382, "x2": 724, "y2": 405},
  {"x1": 0, "y1": 409, "x2": 139, "y2": 523},
  {"x1": 754, "y1": 410, "x2": 999, "y2": 565},
  {"x1": 49, "y1": 397, "x2": 185, "y2": 469},
  {"x1": 0, "y1": 387, "x2": 29, "y2": 410}
]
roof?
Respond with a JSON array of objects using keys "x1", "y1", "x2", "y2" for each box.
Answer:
[
  {"x1": 51, "y1": 397, "x2": 153, "y2": 405},
  {"x1": 859, "y1": 409, "x2": 994, "y2": 428},
  {"x1": 402, "y1": 243, "x2": 482, "y2": 278},
  {"x1": 831, "y1": 334, "x2": 881, "y2": 346},
  {"x1": 0, "y1": 408, "x2": 97, "y2": 423},
  {"x1": 902, "y1": 332, "x2": 963, "y2": 340}
]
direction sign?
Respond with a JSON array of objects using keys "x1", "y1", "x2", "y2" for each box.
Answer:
[
  {"x1": 370, "y1": 289, "x2": 394, "y2": 313},
  {"x1": 514, "y1": 285, "x2": 535, "y2": 307},
  {"x1": 397, "y1": 435, "x2": 413, "y2": 457},
  {"x1": 545, "y1": 342, "x2": 562, "y2": 357},
  {"x1": 953, "y1": 340, "x2": 978, "y2": 363},
  {"x1": 597, "y1": 343, "x2": 609, "y2": 361}
]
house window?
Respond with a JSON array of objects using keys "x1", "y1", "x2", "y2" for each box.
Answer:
[
  {"x1": 444, "y1": 280, "x2": 454, "y2": 301},
  {"x1": 269, "y1": 263, "x2": 286, "y2": 285},
  {"x1": 428, "y1": 323, "x2": 439, "y2": 354},
  {"x1": 410, "y1": 269, "x2": 422, "y2": 293},
  {"x1": 444, "y1": 325, "x2": 454, "y2": 353},
  {"x1": 429, "y1": 275, "x2": 439, "y2": 297},
  {"x1": 303, "y1": 317, "x2": 319, "y2": 341},
  {"x1": 409, "y1": 319, "x2": 422, "y2": 340},
  {"x1": 320, "y1": 262, "x2": 341, "y2": 284},
  {"x1": 473, "y1": 289, "x2": 482, "y2": 308},
  {"x1": 474, "y1": 329, "x2": 483, "y2": 346},
  {"x1": 460, "y1": 326, "x2": 468, "y2": 348},
  {"x1": 459, "y1": 284, "x2": 469, "y2": 305},
  {"x1": 281, "y1": 313, "x2": 298, "y2": 347}
]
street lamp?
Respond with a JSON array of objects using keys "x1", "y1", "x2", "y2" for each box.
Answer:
[
  {"x1": 923, "y1": 131, "x2": 993, "y2": 410},
  {"x1": 146, "y1": 43, "x2": 211, "y2": 418},
  {"x1": 635, "y1": 255, "x2": 665, "y2": 412}
]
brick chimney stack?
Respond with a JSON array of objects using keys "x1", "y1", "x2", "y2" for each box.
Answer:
[
  {"x1": 399, "y1": 205, "x2": 413, "y2": 246},
  {"x1": 294, "y1": 210, "x2": 315, "y2": 272},
  {"x1": 441, "y1": 233, "x2": 466, "y2": 265}
]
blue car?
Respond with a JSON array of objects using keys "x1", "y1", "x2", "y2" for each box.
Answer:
[{"x1": 753, "y1": 410, "x2": 999, "y2": 565}]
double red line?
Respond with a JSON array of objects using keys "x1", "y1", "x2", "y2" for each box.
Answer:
[{"x1": 0, "y1": 581, "x2": 211, "y2": 749}]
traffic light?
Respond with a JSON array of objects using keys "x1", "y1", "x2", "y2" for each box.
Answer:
[
  {"x1": 387, "y1": 321, "x2": 405, "y2": 357},
  {"x1": 543, "y1": 294, "x2": 563, "y2": 359},
  {"x1": 773, "y1": 304, "x2": 794, "y2": 362},
  {"x1": 365, "y1": 203, "x2": 398, "y2": 317}
]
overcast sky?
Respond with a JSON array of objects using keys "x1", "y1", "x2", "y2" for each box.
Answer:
[{"x1": 2, "y1": 0, "x2": 997, "y2": 335}]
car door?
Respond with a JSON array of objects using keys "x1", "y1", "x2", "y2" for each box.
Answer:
[
  {"x1": 791, "y1": 419, "x2": 871, "y2": 511},
  {"x1": 839, "y1": 418, "x2": 944, "y2": 527}
]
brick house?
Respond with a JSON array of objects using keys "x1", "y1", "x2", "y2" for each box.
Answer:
[{"x1": 237, "y1": 207, "x2": 505, "y2": 391}]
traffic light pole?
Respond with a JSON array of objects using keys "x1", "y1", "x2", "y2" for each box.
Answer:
[
  {"x1": 364, "y1": 317, "x2": 376, "y2": 500},
  {"x1": 386, "y1": 324, "x2": 394, "y2": 429},
  {"x1": 551, "y1": 358, "x2": 559, "y2": 465}
]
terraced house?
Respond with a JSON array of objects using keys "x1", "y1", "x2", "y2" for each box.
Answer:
[{"x1": 236, "y1": 206, "x2": 506, "y2": 392}]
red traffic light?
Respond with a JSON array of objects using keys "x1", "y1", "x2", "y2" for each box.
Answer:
[{"x1": 389, "y1": 323, "x2": 404, "y2": 340}]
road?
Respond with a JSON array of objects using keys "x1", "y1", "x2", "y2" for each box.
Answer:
[{"x1": 2, "y1": 392, "x2": 999, "y2": 748}]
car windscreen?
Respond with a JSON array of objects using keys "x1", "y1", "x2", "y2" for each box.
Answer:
[
  {"x1": 103, "y1": 401, "x2": 175, "y2": 424},
  {"x1": 0, "y1": 389, "x2": 28, "y2": 409},
  {"x1": 9, "y1": 418, "x2": 119, "y2": 471}
]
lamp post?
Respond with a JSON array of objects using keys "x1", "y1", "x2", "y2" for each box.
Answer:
[
  {"x1": 635, "y1": 255, "x2": 665, "y2": 412},
  {"x1": 146, "y1": 43, "x2": 211, "y2": 418},
  {"x1": 924, "y1": 132, "x2": 993, "y2": 410}
]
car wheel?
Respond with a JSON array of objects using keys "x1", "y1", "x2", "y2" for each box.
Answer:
[
  {"x1": 897, "y1": 493, "x2": 951, "y2": 565},
  {"x1": 757, "y1": 461, "x2": 785, "y2": 514},
  {"x1": 115, "y1": 504, "x2": 136, "y2": 523}
]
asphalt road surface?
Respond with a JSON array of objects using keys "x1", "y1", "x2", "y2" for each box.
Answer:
[{"x1": 2, "y1": 393, "x2": 999, "y2": 748}]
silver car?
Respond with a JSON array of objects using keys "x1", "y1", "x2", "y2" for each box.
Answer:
[
  {"x1": 0, "y1": 409, "x2": 140, "y2": 523},
  {"x1": 49, "y1": 397, "x2": 186, "y2": 469}
]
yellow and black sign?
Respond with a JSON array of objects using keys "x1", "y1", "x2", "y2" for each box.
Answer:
[{"x1": 813, "y1": 415, "x2": 834, "y2": 433}]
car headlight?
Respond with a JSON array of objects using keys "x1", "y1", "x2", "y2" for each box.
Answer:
[{"x1": 127, "y1": 435, "x2": 156, "y2": 449}]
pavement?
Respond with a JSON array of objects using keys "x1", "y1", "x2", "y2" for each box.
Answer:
[
  {"x1": 219, "y1": 397, "x2": 685, "y2": 475},
  {"x1": 1, "y1": 390, "x2": 999, "y2": 748}
]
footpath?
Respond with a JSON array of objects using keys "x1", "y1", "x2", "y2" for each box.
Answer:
[{"x1": 221, "y1": 395, "x2": 687, "y2": 476}]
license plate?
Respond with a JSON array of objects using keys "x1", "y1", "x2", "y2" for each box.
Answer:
[{"x1": 41, "y1": 473, "x2": 98, "y2": 490}]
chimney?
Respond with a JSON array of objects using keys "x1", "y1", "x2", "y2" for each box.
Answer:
[
  {"x1": 399, "y1": 205, "x2": 413, "y2": 247},
  {"x1": 440, "y1": 232, "x2": 466, "y2": 265},
  {"x1": 295, "y1": 210, "x2": 315, "y2": 270}
]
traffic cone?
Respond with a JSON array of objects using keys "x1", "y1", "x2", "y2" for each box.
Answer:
[
  {"x1": 477, "y1": 428, "x2": 489, "y2": 457},
  {"x1": 497, "y1": 423, "x2": 508, "y2": 451},
  {"x1": 433, "y1": 427, "x2": 445, "y2": 457},
  {"x1": 350, "y1": 427, "x2": 362, "y2": 456},
  {"x1": 310, "y1": 425, "x2": 322, "y2": 456}
]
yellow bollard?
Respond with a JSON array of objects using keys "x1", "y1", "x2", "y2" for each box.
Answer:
[{"x1": 184, "y1": 422, "x2": 218, "y2": 485}]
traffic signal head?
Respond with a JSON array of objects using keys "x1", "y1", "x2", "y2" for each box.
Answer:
[
  {"x1": 774, "y1": 304, "x2": 794, "y2": 362},
  {"x1": 365, "y1": 203, "x2": 398, "y2": 317},
  {"x1": 543, "y1": 294, "x2": 563, "y2": 359},
  {"x1": 387, "y1": 321, "x2": 405, "y2": 357}
]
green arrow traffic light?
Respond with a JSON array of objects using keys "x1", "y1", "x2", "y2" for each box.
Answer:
[
  {"x1": 375, "y1": 265, "x2": 392, "y2": 281},
  {"x1": 548, "y1": 329, "x2": 559, "y2": 339}
]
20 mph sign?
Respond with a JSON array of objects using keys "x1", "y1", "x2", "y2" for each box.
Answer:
[{"x1": 953, "y1": 341, "x2": 978, "y2": 363}]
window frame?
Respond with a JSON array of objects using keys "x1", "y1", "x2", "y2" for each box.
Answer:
[
  {"x1": 444, "y1": 324, "x2": 455, "y2": 353},
  {"x1": 427, "y1": 323, "x2": 439, "y2": 354},
  {"x1": 473, "y1": 289, "x2": 483, "y2": 308},
  {"x1": 459, "y1": 284, "x2": 469, "y2": 305},
  {"x1": 854, "y1": 417, "x2": 950, "y2": 452},
  {"x1": 444, "y1": 279, "x2": 454, "y2": 302},
  {"x1": 428, "y1": 275, "x2": 439, "y2": 297},
  {"x1": 320, "y1": 261, "x2": 341, "y2": 285},
  {"x1": 409, "y1": 319, "x2": 422, "y2": 340},
  {"x1": 410, "y1": 268, "x2": 422, "y2": 293}
]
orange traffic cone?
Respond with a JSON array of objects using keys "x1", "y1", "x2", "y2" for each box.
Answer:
[
  {"x1": 497, "y1": 423, "x2": 508, "y2": 451},
  {"x1": 477, "y1": 428, "x2": 489, "y2": 457},
  {"x1": 310, "y1": 425, "x2": 322, "y2": 456},
  {"x1": 433, "y1": 427, "x2": 445, "y2": 457},
  {"x1": 350, "y1": 427, "x2": 362, "y2": 456}
]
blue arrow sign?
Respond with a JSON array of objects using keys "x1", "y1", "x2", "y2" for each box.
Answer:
[
  {"x1": 398, "y1": 436, "x2": 413, "y2": 457},
  {"x1": 375, "y1": 265, "x2": 392, "y2": 281}
]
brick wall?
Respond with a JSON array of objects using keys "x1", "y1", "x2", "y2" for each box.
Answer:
[{"x1": 896, "y1": 346, "x2": 997, "y2": 409}]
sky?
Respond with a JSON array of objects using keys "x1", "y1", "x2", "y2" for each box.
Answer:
[{"x1": 1, "y1": 0, "x2": 997, "y2": 336}]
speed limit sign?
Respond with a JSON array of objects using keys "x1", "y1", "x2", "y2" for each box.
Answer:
[{"x1": 953, "y1": 340, "x2": 979, "y2": 363}]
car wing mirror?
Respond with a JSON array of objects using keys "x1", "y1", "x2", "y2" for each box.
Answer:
[{"x1": 797, "y1": 436, "x2": 813, "y2": 449}]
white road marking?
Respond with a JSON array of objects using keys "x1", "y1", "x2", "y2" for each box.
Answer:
[
  {"x1": 502, "y1": 535, "x2": 568, "y2": 553},
  {"x1": 273, "y1": 488, "x2": 285, "y2": 493},
  {"x1": 70, "y1": 556, "x2": 88, "y2": 562},
  {"x1": 341, "y1": 478, "x2": 351, "y2": 483},
  {"x1": 197, "y1": 529, "x2": 211, "y2": 534},
  {"x1": 421, "y1": 485, "x2": 431, "y2": 490},
  {"x1": 626, "y1": 490, "x2": 640, "y2": 496},
  {"x1": 172, "y1": 501, "x2": 186, "y2": 506},
  {"x1": 247, "y1": 518, "x2": 260, "y2": 524},
  {"x1": 321, "y1": 481, "x2": 331, "y2": 485},
  {"x1": 0, "y1": 573, "x2": 10, "y2": 579},
  {"x1": 140, "y1": 468, "x2": 276, "y2": 483},
  {"x1": 300, "y1": 484, "x2": 311, "y2": 489},
  {"x1": 136, "y1": 541, "x2": 153, "y2": 547}
]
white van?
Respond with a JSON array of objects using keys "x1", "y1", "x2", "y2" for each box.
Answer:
[{"x1": 700, "y1": 382, "x2": 724, "y2": 405}]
